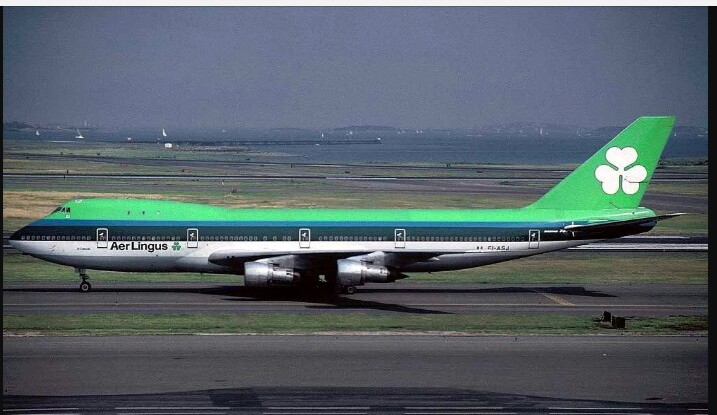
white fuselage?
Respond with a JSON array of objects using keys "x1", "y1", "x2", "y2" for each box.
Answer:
[{"x1": 11, "y1": 238, "x2": 596, "y2": 274}]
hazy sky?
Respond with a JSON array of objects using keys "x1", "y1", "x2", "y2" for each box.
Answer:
[{"x1": 3, "y1": 7, "x2": 708, "y2": 129}]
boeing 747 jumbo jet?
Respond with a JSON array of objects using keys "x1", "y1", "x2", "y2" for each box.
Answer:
[{"x1": 10, "y1": 116, "x2": 681, "y2": 293}]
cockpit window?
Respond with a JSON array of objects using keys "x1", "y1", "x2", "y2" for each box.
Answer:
[{"x1": 52, "y1": 206, "x2": 70, "y2": 213}]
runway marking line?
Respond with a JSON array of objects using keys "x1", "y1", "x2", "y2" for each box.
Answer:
[
  {"x1": 404, "y1": 412, "x2": 517, "y2": 415},
  {"x1": 406, "y1": 406, "x2": 503, "y2": 411},
  {"x1": 529, "y1": 289, "x2": 575, "y2": 306},
  {"x1": 3, "y1": 410, "x2": 80, "y2": 412},
  {"x1": 1, "y1": 409, "x2": 80, "y2": 415},
  {"x1": 549, "y1": 413, "x2": 652, "y2": 415},
  {"x1": 115, "y1": 406, "x2": 231, "y2": 411},
  {"x1": 405, "y1": 304, "x2": 707, "y2": 308},
  {"x1": 548, "y1": 408, "x2": 642, "y2": 411},
  {"x1": 266, "y1": 406, "x2": 371, "y2": 411},
  {"x1": 3, "y1": 303, "x2": 707, "y2": 308},
  {"x1": 116, "y1": 413, "x2": 226, "y2": 415},
  {"x1": 262, "y1": 413, "x2": 366, "y2": 415}
]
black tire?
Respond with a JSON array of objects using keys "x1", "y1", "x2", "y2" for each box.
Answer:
[{"x1": 80, "y1": 281, "x2": 92, "y2": 292}]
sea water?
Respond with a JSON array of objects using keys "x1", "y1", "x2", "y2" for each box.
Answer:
[{"x1": 4, "y1": 129, "x2": 708, "y2": 165}]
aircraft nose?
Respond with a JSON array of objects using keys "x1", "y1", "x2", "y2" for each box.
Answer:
[
  {"x1": 8, "y1": 227, "x2": 31, "y2": 251},
  {"x1": 9, "y1": 228, "x2": 22, "y2": 240},
  {"x1": 8, "y1": 229, "x2": 22, "y2": 249}
]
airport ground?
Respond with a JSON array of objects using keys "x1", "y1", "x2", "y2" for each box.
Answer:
[
  {"x1": 2, "y1": 139, "x2": 708, "y2": 408},
  {"x1": 4, "y1": 335, "x2": 708, "y2": 410}
]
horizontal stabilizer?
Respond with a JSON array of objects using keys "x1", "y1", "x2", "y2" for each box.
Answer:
[{"x1": 563, "y1": 213, "x2": 686, "y2": 234}]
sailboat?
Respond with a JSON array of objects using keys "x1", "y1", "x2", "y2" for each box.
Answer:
[
  {"x1": 162, "y1": 128, "x2": 167, "y2": 138},
  {"x1": 75, "y1": 129, "x2": 84, "y2": 139},
  {"x1": 35, "y1": 130, "x2": 40, "y2": 136}
]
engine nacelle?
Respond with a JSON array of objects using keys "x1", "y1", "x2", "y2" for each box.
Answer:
[
  {"x1": 244, "y1": 261, "x2": 299, "y2": 287},
  {"x1": 337, "y1": 259, "x2": 403, "y2": 286}
]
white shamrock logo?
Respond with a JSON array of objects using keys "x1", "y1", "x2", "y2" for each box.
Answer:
[{"x1": 594, "y1": 147, "x2": 647, "y2": 195}]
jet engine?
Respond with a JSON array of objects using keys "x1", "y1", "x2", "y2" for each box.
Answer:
[
  {"x1": 244, "y1": 261, "x2": 299, "y2": 287},
  {"x1": 336, "y1": 259, "x2": 405, "y2": 287}
]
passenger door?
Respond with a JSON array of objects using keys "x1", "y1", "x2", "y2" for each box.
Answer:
[
  {"x1": 96, "y1": 228, "x2": 108, "y2": 248},
  {"x1": 528, "y1": 229, "x2": 540, "y2": 249},
  {"x1": 187, "y1": 228, "x2": 198, "y2": 248},
  {"x1": 299, "y1": 228, "x2": 310, "y2": 248},
  {"x1": 395, "y1": 228, "x2": 406, "y2": 248}
]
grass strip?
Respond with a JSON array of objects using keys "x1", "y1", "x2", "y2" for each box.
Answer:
[
  {"x1": 3, "y1": 251, "x2": 707, "y2": 285},
  {"x1": 2, "y1": 313, "x2": 707, "y2": 336},
  {"x1": 407, "y1": 251, "x2": 708, "y2": 284}
]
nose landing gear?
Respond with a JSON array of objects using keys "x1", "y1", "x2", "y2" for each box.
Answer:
[{"x1": 75, "y1": 268, "x2": 92, "y2": 292}]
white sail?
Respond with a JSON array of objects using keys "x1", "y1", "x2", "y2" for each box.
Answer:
[
  {"x1": 35, "y1": 130, "x2": 40, "y2": 136},
  {"x1": 162, "y1": 128, "x2": 167, "y2": 137}
]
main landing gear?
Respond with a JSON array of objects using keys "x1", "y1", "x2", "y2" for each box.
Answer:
[
  {"x1": 334, "y1": 283, "x2": 357, "y2": 295},
  {"x1": 75, "y1": 268, "x2": 92, "y2": 292},
  {"x1": 324, "y1": 274, "x2": 357, "y2": 295}
]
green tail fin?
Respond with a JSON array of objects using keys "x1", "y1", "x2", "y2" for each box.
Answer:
[{"x1": 526, "y1": 116, "x2": 676, "y2": 210}]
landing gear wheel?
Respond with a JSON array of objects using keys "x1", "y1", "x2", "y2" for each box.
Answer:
[{"x1": 75, "y1": 268, "x2": 91, "y2": 293}]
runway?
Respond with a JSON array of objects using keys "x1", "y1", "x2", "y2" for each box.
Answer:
[
  {"x1": 4, "y1": 153, "x2": 708, "y2": 179},
  {"x1": 3, "y1": 335, "x2": 708, "y2": 409},
  {"x1": 3, "y1": 282, "x2": 707, "y2": 317}
]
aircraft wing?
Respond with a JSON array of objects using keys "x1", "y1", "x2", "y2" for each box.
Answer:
[
  {"x1": 207, "y1": 249, "x2": 439, "y2": 270},
  {"x1": 208, "y1": 250, "x2": 368, "y2": 267}
]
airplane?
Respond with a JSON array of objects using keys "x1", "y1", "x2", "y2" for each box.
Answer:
[{"x1": 9, "y1": 116, "x2": 682, "y2": 294}]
